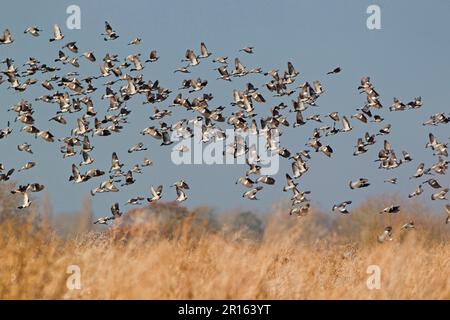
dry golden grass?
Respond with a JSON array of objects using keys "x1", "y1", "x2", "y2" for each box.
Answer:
[{"x1": 0, "y1": 200, "x2": 449, "y2": 300}]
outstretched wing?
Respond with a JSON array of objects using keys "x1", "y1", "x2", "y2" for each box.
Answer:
[
  {"x1": 112, "y1": 152, "x2": 119, "y2": 166},
  {"x1": 200, "y1": 42, "x2": 209, "y2": 56},
  {"x1": 53, "y1": 24, "x2": 62, "y2": 38},
  {"x1": 110, "y1": 202, "x2": 121, "y2": 217},
  {"x1": 104, "y1": 21, "x2": 113, "y2": 34},
  {"x1": 72, "y1": 164, "x2": 80, "y2": 179}
]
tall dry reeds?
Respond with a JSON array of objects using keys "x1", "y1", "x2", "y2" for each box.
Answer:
[{"x1": 0, "y1": 184, "x2": 449, "y2": 299}]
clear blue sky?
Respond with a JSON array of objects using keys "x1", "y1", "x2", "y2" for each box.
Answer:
[{"x1": 1, "y1": 0, "x2": 449, "y2": 217}]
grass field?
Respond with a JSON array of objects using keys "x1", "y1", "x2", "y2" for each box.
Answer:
[{"x1": 0, "y1": 193, "x2": 449, "y2": 300}]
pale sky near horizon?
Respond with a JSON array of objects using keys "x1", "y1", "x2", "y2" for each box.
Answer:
[{"x1": 1, "y1": 0, "x2": 450, "y2": 218}]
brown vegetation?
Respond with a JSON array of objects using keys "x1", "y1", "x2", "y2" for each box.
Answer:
[{"x1": 0, "y1": 185, "x2": 448, "y2": 299}]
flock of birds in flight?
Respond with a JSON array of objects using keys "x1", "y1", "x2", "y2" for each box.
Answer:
[{"x1": 0, "y1": 23, "x2": 449, "y2": 242}]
